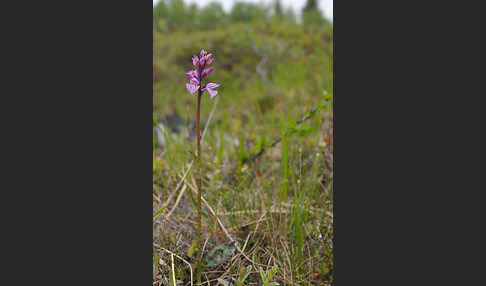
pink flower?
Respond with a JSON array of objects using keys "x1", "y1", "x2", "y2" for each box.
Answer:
[
  {"x1": 186, "y1": 49, "x2": 219, "y2": 98},
  {"x1": 205, "y1": 54, "x2": 213, "y2": 65},
  {"x1": 192, "y1": 56, "x2": 199, "y2": 67},
  {"x1": 202, "y1": 83, "x2": 220, "y2": 98},
  {"x1": 201, "y1": 67, "x2": 214, "y2": 77},
  {"x1": 186, "y1": 70, "x2": 198, "y2": 80},
  {"x1": 186, "y1": 83, "x2": 199, "y2": 95}
]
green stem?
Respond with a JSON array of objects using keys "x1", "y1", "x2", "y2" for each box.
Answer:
[{"x1": 196, "y1": 88, "x2": 202, "y2": 284}]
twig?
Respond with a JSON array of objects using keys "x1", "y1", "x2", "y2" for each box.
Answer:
[
  {"x1": 159, "y1": 247, "x2": 193, "y2": 286},
  {"x1": 165, "y1": 184, "x2": 187, "y2": 219},
  {"x1": 228, "y1": 218, "x2": 269, "y2": 232},
  {"x1": 170, "y1": 253, "x2": 176, "y2": 286},
  {"x1": 159, "y1": 162, "x2": 193, "y2": 213},
  {"x1": 242, "y1": 212, "x2": 266, "y2": 253},
  {"x1": 243, "y1": 107, "x2": 319, "y2": 164},
  {"x1": 280, "y1": 239, "x2": 293, "y2": 284},
  {"x1": 215, "y1": 205, "x2": 325, "y2": 216},
  {"x1": 202, "y1": 237, "x2": 209, "y2": 255}
]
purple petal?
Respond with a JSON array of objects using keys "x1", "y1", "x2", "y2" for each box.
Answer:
[
  {"x1": 185, "y1": 83, "x2": 192, "y2": 93},
  {"x1": 201, "y1": 67, "x2": 214, "y2": 77},
  {"x1": 205, "y1": 82, "x2": 220, "y2": 89},
  {"x1": 205, "y1": 54, "x2": 213, "y2": 65},
  {"x1": 200, "y1": 49, "x2": 207, "y2": 57},
  {"x1": 186, "y1": 70, "x2": 197, "y2": 79},
  {"x1": 190, "y1": 77, "x2": 199, "y2": 85},
  {"x1": 186, "y1": 83, "x2": 199, "y2": 95},
  {"x1": 207, "y1": 88, "x2": 218, "y2": 98},
  {"x1": 192, "y1": 56, "x2": 199, "y2": 66}
]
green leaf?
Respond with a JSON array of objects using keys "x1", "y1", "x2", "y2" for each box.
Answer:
[
  {"x1": 323, "y1": 91, "x2": 333, "y2": 101},
  {"x1": 318, "y1": 264, "x2": 330, "y2": 276},
  {"x1": 153, "y1": 205, "x2": 167, "y2": 218},
  {"x1": 153, "y1": 159, "x2": 164, "y2": 172},
  {"x1": 187, "y1": 241, "x2": 196, "y2": 258},
  {"x1": 268, "y1": 265, "x2": 277, "y2": 280},
  {"x1": 203, "y1": 241, "x2": 237, "y2": 268},
  {"x1": 295, "y1": 124, "x2": 315, "y2": 138},
  {"x1": 316, "y1": 100, "x2": 327, "y2": 111},
  {"x1": 237, "y1": 265, "x2": 252, "y2": 285},
  {"x1": 259, "y1": 267, "x2": 268, "y2": 284}
]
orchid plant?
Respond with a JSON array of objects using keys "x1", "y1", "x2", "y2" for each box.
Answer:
[{"x1": 186, "y1": 49, "x2": 219, "y2": 283}]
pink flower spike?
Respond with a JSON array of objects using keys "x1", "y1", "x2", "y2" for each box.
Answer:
[{"x1": 186, "y1": 50, "x2": 217, "y2": 96}]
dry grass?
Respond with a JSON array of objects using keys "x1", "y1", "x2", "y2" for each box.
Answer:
[{"x1": 153, "y1": 109, "x2": 333, "y2": 286}]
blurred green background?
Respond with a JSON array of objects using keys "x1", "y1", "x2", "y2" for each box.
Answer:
[{"x1": 153, "y1": 0, "x2": 332, "y2": 123}]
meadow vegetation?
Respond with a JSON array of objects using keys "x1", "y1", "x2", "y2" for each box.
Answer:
[{"x1": 153, "y1": 1, "x2": 333, "y2": 285}]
